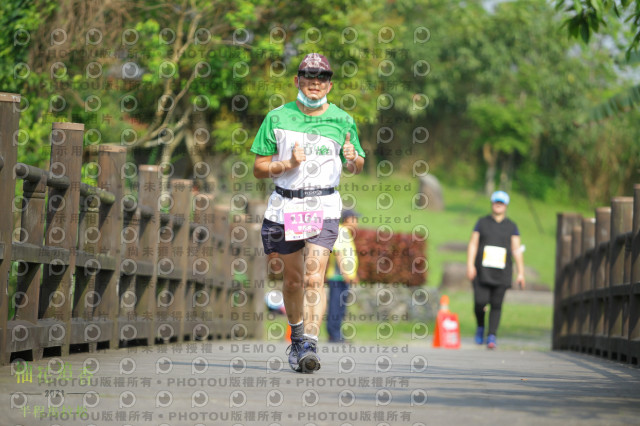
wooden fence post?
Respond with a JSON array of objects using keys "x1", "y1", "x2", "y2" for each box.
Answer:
[
  {"x1": 571, "y1": 224, "x2": 583, "y2": 297},
  {"x1": 13, "y1": 144, "x2": 48, "y2": 357},
  {"x1": 214, "y1": 204, "x2": 231, "y2": 339},
  {"x1": 155, "y1": 189, "x2": 174, "y2": 343},
  {"x1": 73, "y1": 180, "x2": 101, "y2": 352},
  {"x1": 580, "y1": 217, "x2": 596, "y2": 352},
  {"x1": 202, "y1": 200, "x2": 216, "y2": 339},
  {"x1": 136, "y1": 165, "x2": 161, "y2": 344},
  {"x1": 202, "y1": 195, "x2": 220, "y2": 339},
  {"x1": 184, "y1": 198, "x2": 196, "y2": 341},
  {"x1": 95, "y1": 145, "x2": 126, "y2": 350},
  {"x1": 168, "y1": 179, "x2": 193, "y2": 342},
  {"x1": 553, "y1": 213, "x2": 581, "y2": 350},
  {"x1": 39, "y1": 122, "x2": 84, "y2": 358},
  {"x1": 608, "y1": 197, "x2": 633, "y2": 361},
  {"x1": 187, "y1": 193, "x2": 207, "y2": 341},
  {"x1": 594, "y1": 207, "x2": 612, "y2": 290},
  {"x1": 610, "y1": 198, "x2": 633, "y2": 287},
  {"x1": 248, "y1": 221, "x2": 267, "y2": 340},
  {"x1": 581, "y1": 218, "x2": 596, "y2": 292},
  {"x1": 0, "y1": 93, "x2": 21, "y2": 365},
  {"x1": 188, "y1": 192, "x2": 217, "y2": 341},
  {"x1": 592, "y1": 207, "x2": 611, "y2": 357},
  {"x1": 566, "y1": 223, "x2": 583, "y2": 348}
]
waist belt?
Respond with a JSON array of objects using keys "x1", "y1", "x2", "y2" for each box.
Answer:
[{"x1": 275, "y1": 186, "x2": 335, "y2": 199}]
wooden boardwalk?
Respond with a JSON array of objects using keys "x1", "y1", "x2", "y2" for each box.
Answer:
[{"x1": 2, "y1": 339, "x2": 639, "y2": 426}]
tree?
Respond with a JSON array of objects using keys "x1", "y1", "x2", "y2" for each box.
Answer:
[{"x1": 467, "y1": 94, "x2": 541, "y2": 195}]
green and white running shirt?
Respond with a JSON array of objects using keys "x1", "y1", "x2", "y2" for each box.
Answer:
[{"x1": 251, "y1": 102, "x2": 365, "y2": 224}]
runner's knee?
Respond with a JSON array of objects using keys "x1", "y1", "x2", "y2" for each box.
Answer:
[
  {"x1": 283, "y1": 274, "x2": 303, "y2": 291},
  {"x1": 304, "y1": 271, "x2": 325, "y2": 288}
]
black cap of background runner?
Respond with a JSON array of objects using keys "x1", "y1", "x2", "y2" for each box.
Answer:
[
  {"x1": 341, "y1": 209, "x2": 360, "y2": 221},
  {"x1": 298, "y1": 53, "x2": 333, "y2": 76}
]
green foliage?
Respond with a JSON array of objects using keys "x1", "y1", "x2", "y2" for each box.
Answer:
[
  {"x1": 556, "y1": 1, "x2": 640, "y2": 122},
  {"x1": 1, "y1": 0, "x2": 59, "y2": 168},
  {"x1": 1, "y1": 0, "x2": 638, "y2": 205},
  {"x1": 467, "y1": 94, "x2": 541, "y2": 156},
  {"x1": 513, "y1": 162, "x2": 554, "y2": 200},
  {"x1": 589, "y1": 83, "x2": 640, "y2": 120},
  {"x1": 556, "y1": 0, "x2": 640, "y2": 55},
  {"x1": 563, "y1": 110, "x2": 640, "y2": 203}
]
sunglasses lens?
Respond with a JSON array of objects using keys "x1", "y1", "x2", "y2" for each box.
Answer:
[{"x1": 300, "y1": 72, "x2": 331, "y2": 81}]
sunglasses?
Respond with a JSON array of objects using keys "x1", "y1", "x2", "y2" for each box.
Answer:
[{"x1": 298, "y1": 71, "x2": 332, "y2": 82}]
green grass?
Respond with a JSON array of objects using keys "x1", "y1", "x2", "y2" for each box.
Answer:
[{"x1": 447, "y1": 291, "x2": 552, "y2": 338}]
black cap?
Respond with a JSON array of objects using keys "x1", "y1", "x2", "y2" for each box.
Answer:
[{"x1": 341, "y1": 209, "x2": 360, "y2": 221}]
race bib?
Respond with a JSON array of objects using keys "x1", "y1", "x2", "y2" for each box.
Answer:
[
  {"x1": 482, "y1": 245, "x2": 507, "y2": 269},
  {"x1": 283, "y1": 199, "x2": 323, "y2": 241}
]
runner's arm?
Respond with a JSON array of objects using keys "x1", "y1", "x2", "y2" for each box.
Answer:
[
  {"x1": 253, "y1": 148, "x2": 304, "y2": 179},
  {"x1": 511, "y1": 235, "x2": 526, "y2": 289},
  {"x1": 466, "y1": 231, "x2": 480, "y2": 281}
]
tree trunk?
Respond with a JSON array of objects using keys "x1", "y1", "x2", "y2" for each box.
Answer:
[
  {"x1": 361, "y1": 125, "x2": 375, "y2": 175},
  {"x1": 184, "y1": 129, "x2": 218, "y2": 193},
  {"x1": 160, "y1": 131, "x2": 183, "y2": 195},
  {"x1": 483, "y1": 143, "x2": 496, "y2": 195},
  {"x1": 499, "y1": 152, "x2": 514, "y2": 192}
]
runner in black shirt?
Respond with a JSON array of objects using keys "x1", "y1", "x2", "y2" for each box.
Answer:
[{"x1": 466, "y1": 191, "x2": 525, "y2": 349}]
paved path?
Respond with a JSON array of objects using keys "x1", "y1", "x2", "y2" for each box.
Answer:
[{"x1": 2, "y1": 340, "x2": 639, "y2": 426}]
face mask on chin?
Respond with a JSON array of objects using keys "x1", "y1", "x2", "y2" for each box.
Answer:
[{"x1": 297, "y1": 89, "x2": 327, "y2": 109}]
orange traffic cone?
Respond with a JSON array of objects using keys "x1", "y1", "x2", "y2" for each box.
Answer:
[{"x1": 432, "y1": 295, "x2": 460, "y2": 349}]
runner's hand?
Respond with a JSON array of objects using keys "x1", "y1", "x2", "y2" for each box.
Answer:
[
  {"x1": 291, "y1": 142, "x2": 306, "y2": 166},
  {"x1": 467, "y1": 264, "x2": 477, "y2": 281},
  {"x1": 343, "y1": 133, "x2": 358, "y2": 162},
  {"x1": 516, "y1": 273, "x2": 526, "y2": 290}
]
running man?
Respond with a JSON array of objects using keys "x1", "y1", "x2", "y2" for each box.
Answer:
[{"x1": 251, "y1": 53, "x2": 365, "y2": 372}]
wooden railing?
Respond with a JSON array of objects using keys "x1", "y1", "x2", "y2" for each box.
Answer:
[
  {"x1": 553, "y1": 185, "x2": 640, "y2": 365},
  {"x1": 0, "y1": 92, "x2": 266, "y2": 365}
]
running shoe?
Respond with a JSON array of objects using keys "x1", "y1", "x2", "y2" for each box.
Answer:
[
  {"x1": 475, "y1": 326, "x2": 485, "y2": 345},
  {"x1": 297, "y1": 337, "x2": 321, "y2": 373},
  {"x1": 487, "y1": 334, "x2": 497, "y2": 349},
  {"x1": 286, "y1": 337, "x2": 304, "y2": 372}
]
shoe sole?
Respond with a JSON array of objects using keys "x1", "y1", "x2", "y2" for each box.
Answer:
[
  {"x1": 299, "y1": 354, "x2": 321, "y2": 373},
  {"x1": 487, "y1": 343, "x2": 496, "y2": 349}
]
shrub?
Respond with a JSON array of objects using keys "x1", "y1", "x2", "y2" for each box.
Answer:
[{"x1": 354, "y1": 229, "x2": 427, "y2": 286}]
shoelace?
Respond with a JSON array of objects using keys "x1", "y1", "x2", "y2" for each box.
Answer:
[
  {"x1": 303, "y1": 340, "x2": 317, "y2": 352},
  {"x1": 286, "y1": 340, "x2": 303, "y2": 356}
]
